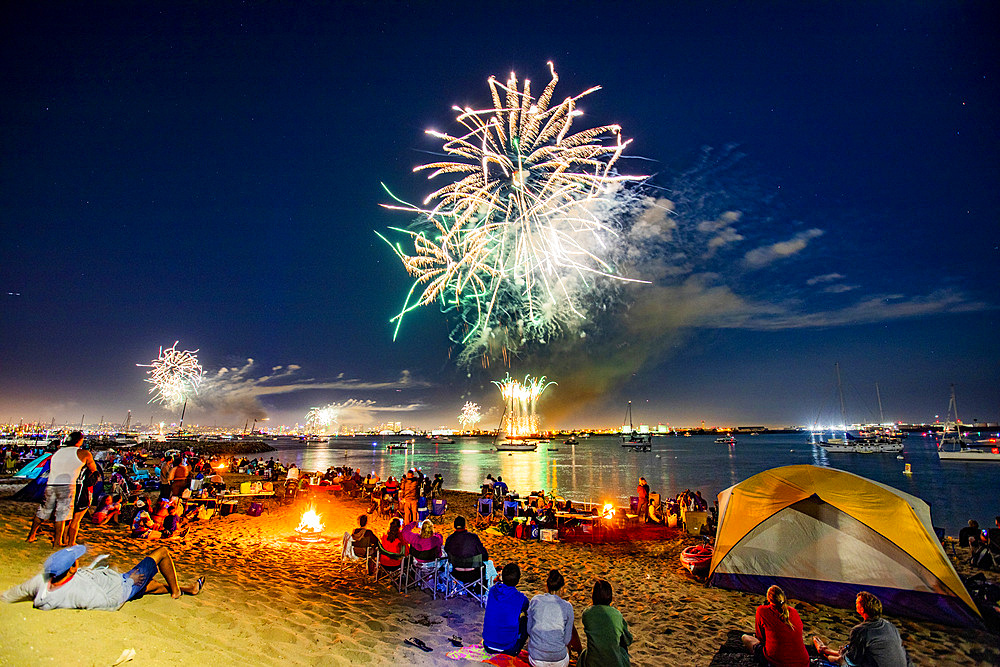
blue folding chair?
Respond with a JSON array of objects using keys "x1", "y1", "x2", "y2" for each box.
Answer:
[
  {"x1": 502, "y1": 499, "x2": 519, "y2": 521},
  {"x1": 431, "y1": 498, "x2": 447, "y2": 516},
  {"x1": 475, "y1": 497, "x2": 494, "y2": 529}
]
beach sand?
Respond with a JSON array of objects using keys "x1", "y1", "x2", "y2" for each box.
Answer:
[{"x1": 0, "y1": 479, "x2": 997, "y2": 666}]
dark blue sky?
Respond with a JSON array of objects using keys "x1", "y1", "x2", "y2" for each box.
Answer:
[{"x1": 2, "y1": 1, "x2": 997, "y2": 430}]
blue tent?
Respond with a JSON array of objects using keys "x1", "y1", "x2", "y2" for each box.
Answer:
[
  {"x1": 10, "y1": 455, "x2": 51, "y2": 502},
  {"x1": 13, "y1": 453, "x2": 51, "y2": 480}
]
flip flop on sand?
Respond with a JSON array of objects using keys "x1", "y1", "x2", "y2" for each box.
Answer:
[
  {"x1": 449, "y1": 635, "x2": 463, "y2": 647},
  {"x1": 404, "y1": 638, "x2": 432, "y2": 652}
]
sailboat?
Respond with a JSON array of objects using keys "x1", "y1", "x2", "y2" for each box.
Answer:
[
  {"x1": 938, "y1": 385, "x2": 1000, "y2": 461},
  {"x1": 819, "y1": 364, "x2": 902, "y2": 454},
  {"x1": 620, "y1": 401, "x2": 652, "y2": 451},
  {"x1": 493, "y1": 406, "x2": 539, "y2": 452}
]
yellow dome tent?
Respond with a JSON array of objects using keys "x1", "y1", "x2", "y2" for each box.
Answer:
[{"x1": 708, "y1": 465, "x2": 980, "y2": 626}]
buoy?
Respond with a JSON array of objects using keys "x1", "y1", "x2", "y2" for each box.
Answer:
[
  {"x1": 896, "y1": 455, "x2": 904, "y2": 460},
  {"x1": 903, "y1": 463, "x2": 912, "y2": 475}
]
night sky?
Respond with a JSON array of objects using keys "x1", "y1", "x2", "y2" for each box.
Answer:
[{"x1": 2, "y1": 1, "x2": 997, "y2": 431}]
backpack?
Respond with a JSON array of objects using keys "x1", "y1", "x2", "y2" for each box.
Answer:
[
  {"x1": 528, "y1": 521, "x2": 540, "y2": 540},
  {"x1": 971, "y1": 546, "x2": 996, "y2": 570}
]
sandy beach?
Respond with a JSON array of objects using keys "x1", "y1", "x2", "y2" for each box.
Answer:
[{"x1": 1, "y1": 478, "x2": 997, "y2": 666}]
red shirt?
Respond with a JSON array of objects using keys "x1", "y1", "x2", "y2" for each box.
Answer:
[
  {"x1": 755, "y1": 604, "x2": 809, "y2": 667},
  {"x1": 379, "y1": 534, "x2": 405, "y2": 566}
]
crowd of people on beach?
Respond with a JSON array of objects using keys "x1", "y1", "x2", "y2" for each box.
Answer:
[{"x1": 3, "y1": 439, "x2": 931, "y2": 665}]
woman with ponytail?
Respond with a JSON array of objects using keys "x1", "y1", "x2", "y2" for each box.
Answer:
[{"x1": 741, "y1": 585, "x2": 810, "y2": 667}]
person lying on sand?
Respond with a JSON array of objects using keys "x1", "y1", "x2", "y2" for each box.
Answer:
[{"x1": 2, "y1": 545, "x2": 204, "y2": 611}]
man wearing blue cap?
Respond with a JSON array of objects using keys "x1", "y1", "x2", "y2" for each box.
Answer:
[{"x1": 2, "y1": 545, "x2": 203, "y2": 610}]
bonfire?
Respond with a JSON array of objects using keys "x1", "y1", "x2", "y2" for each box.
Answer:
[{"x1": 290, "y1": 505, "x2": 330, "y2": 543}]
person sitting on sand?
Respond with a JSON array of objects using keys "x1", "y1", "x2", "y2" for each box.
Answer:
[
  {"x1": 813, "y1": 591, "x2": 910, "y2": 667},
  {"x1": 400, "y1": 519, "x2": 443, "y2": 561},
  {"x1": 527, "y1": 569, "x2": 581, "y2": 667},
  {"x1": 2, "y1": 544, "x2": 203, "y2": 610},
  {"x1": 160, "y1": 503, "x2": 190, "y2": 540},
  {"x1": 580, "y1": 579, "x2": 633, "y2": 667},
  {"x1": 483, "y1": 562, "x2": 529, "y2": 656},
  {"x1": 92, "y1": 495, "x2": 122, "y2": 525},
  {"x1": 131, "y1": 508, "x2": 161, "y2": 540},
  {"x1": 741, "y1": 585, "x2": 809, "y2": 667},
  {"x1": 959, "y1": 519, "x2": 984, "y2": 554}
]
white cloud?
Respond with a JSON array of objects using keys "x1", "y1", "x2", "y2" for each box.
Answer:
[
  {"x1": 743, "y1": 228, "x2": 824, "y2": 268},
  {"x1": 823, "y1": 284, "x2": 859, "y2": 294},
  {"x1": 807, "y1": 273, "x2": 844, "y2": 285},
  {"x1": 729, "y1": 289, "x2": 989, "y2": 330},
  {"x1": 195, "y1": 361, "x2": 429, "y2": 418}
]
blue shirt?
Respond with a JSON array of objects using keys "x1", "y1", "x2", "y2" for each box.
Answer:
[{"x1": 483, "y1": 583, "x2": 529, "y2": 651}]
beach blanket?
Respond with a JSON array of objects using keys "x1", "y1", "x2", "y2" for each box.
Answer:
[
  {"x1": 444, "y1": 644, "x2": 529, "y2": 666},
  {"x1": 709, "y1": 630, "x2": 826, "y2": 667},
  {"x1": 446, "y1": 644, "x2": 492, "y2": 661},
  {"x1": 707, "y1": 630, "x2": 758, "y2": 667}
]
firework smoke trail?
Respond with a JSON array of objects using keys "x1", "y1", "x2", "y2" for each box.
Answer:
[
  {"x1": 380, "y1": 62, "x2": 649, "y2": 364},
  {"x1": 137, "y1": 342, "x2": 204, "y2": 411},
  {"x1": 492, "y1": 374, "x2": 555, "y2": 436},
  {"x1": 305, "y1": 404, "x2": 339, "y2": 434},
  {"x1": 458, "y1": 401, "x2": 482, "y2": 429}
]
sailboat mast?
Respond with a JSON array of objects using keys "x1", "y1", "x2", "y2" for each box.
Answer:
[
  {"x1": 835, "y1": 363, "x2": 846, "y2": 430},
  {"x1": 876, "y1": 383, "x2": 885, "y2": 425},
  {"x1": 949, "y1": 384, "x2": 960, "y2": 435}
]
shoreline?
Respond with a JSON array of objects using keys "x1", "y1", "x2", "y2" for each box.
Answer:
[{"x1": 0, "y1": 477, "x2": 997, "y2": 665}]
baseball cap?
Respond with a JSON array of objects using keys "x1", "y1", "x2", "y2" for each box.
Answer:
[{"x1": 44, "y1": 545, "x2": 87, "y2": 579}]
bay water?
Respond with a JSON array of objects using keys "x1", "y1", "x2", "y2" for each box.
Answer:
[{"x1": 264, "y1": 433, "x2": 997, "y2": 537}]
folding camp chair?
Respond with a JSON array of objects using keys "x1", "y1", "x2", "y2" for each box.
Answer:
[
  {"x1": 502, "y1": 499, "x2": 519, "y2": 521},
  {"x1": 374, "y1": 542, "x2": 407, "y2": 591},
  {"x1": 340, "y1": 532, "x2": 373, "y2": 581},
  {"x1": 474, "y1": 497, "x2": 494, "y2": 530},
  {"x1": 430, "y1": 498, "x2": 447, "y2": 516},
  {"x1": 445, "y1": 554, "x2": 489, "y2": 607},
  {"x1": 401, "y1": 554, "x2": 444, "y2": 598}
]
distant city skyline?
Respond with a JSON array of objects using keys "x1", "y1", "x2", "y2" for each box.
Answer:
[{"x1": 2, "y1": 3, "x2": 996, "y2": 432}]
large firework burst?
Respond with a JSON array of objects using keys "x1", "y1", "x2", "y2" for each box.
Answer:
[
  {"x1": 380, "y1": 63, "x2": 647, "y2": 364},
  {"x1": 137, "y1": 342, "x2": 204, "y2": 411}
]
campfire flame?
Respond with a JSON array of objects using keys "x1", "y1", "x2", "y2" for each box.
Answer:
[
  {"x1": 296, "y1": 506, "x2": 324, "y2": 534},
  {"x1": 602, "y1": 503, "x2": 615, "y2": 519}
]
